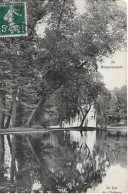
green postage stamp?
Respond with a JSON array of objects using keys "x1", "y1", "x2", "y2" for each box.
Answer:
[{"x1": 0, "y1": 2, "x2": 27, "y2": 37}]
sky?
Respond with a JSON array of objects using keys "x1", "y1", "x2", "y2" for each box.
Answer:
[
  {"x1": 74, "y1": 0, "x2": 127, "y2": 90},
  {"x1": 37, "y1": 0, "x2": 127, "y2": 90},
  {"x1": 98, "y1": 50, "x2": 127, "y2": 90}
]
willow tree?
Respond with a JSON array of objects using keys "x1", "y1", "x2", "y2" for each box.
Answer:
[
  {"x1": 0, "y1": 0, "x2": 126, "y2": 127},
  {"x1": 30, "y1": 0, "x2": 126, "y2": 126}
]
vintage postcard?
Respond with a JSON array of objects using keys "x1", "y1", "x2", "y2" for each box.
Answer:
[{"x1": 0, "y1": 0, "x2": 127, "y2": 193}]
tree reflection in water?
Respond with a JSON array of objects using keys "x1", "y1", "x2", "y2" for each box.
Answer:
[{"x1": 0, "y1": 130, "x2": 127, "y2": 193}]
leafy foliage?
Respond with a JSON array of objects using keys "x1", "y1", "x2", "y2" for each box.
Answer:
[
  {"x1": 0, "y1": 0, "x2": 126, "y2": 127},
  {"x1": 107, "y1": 85, "x2": 127, "y2": 125}
]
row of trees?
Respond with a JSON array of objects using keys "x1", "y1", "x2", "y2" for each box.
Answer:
[{"x1": 0, "y1": 0, "x2": 126, "y2": 129}]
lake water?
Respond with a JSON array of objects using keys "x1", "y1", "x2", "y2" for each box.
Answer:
[{"x1": 0, "y1": 130, "x2": 127, "y2": 193}]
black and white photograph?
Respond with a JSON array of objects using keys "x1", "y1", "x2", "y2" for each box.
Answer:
[{"x1": 0, "y1": 0, "x2": 127, "y2": 193}]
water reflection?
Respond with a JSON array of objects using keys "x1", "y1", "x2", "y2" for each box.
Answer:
[
  {"x1": 4, "y1": 135, "x2": 11, "y2": 179},
  {"x1": 0, "y1": 129, "x2": 127, "y2": 193}
]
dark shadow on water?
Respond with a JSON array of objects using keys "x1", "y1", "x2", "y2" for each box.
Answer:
[{"x1": 0, "y1": 129, "x2": 127, "y2": 193}]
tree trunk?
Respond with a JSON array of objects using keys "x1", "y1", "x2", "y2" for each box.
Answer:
[
  {"x1": 25, "y1": 97, "x2": 45, "y2": 127},
  {"x1": 4, "y1": 103, "x2": 12, "y2": 153},
  {"x1": 0, "y1": 96, "x2": 5, "y2": 169},
  {"x1": 11, "y1": 92, "x2": 17, "y2": 183},
  {"x1": 26, "y1": 136, "x2": 42, "y2": 167},
  {"x1": 15, "y1": 136, "x2": 25, "y2": 170},
  {"x1": 80, "y1": 105, "x2": 91, "y2": 128},
  {"x1": 25, "y1": 88, "x2": 61, "y2": 169},
  {"x1": 25, "y1": 98, "x2": 44, "y2": 169},
  {"x1": 25, "y1": 81, "x2": 62, "y2": 128},
  {"x1": 57, "y1": 0, "x2": 66, "y2": 28},
  {"x1": 4, "y1": 103, "x2": 12, "y2": 129}
]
